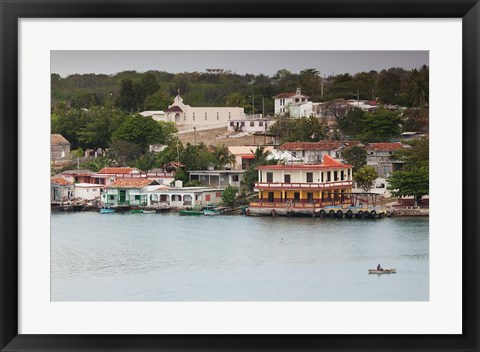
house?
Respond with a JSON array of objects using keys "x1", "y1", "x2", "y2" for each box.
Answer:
[
  {"x1": 51, "y1": 177, "x2": 74, "y2": 203},
  {"x1": 346, "y1": 100, "x2": 379, "y2": 112},
  {"x1": 163, "y1": 95, "x2": 244, "y2": 130},
  {"x1": 249, "y1": 155, "x2": 353, "y2": 213},
  {"x1": 365, "y1": 142, "x2": 405, "y2": 177},
  {"x1": 58, "y1": 170, "x2": 96, "y2": 184},
  {"x1": 51, "y1": 134, "x2": 71, "y2": 163},
  {"x1": 103, "y1": 179, "x2": 158, "y2": 206},
  {"x1": 188, "y1": 170, "x2": 245, "y2": 188},
  {"x1": 288, "y1": 101, "x2": 313, "y2": 118},
  {"x1": 146, "y1": 183, "x2": 223, "y2": 208},
  {"x1": 279, "y1": 141, "x2": 361, "y2": 164},
  {"x1": 227, "y1": 146, "x2": 275, "y2": 170},
  {"x1": 273, "y1": 88, "x2": 309, "y2": 116},
  {"x1": 74, "y1": 183, "x2": 103, "y2": 201},
  {"x1": 93, "y1": 167, "x2": 143, "y2": 186},
  {"x1": 227, "y1": 115, "x2": 275, "y2": 133}
]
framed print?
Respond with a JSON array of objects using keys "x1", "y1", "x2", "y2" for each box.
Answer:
[{"x1": 1, "y1": 0, "x2": 479, "y2": 351}]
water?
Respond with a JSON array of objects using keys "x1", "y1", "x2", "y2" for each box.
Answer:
[{"x1": 51, "y1": 212, "x2": 429, "y2": 301}]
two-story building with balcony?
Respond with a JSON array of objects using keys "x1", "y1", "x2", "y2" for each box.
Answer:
[{"x1": 248, "y1": 155, "x2": 353, "y2": 216}]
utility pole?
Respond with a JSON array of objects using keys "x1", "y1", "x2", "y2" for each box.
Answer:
[
  {"x1": 194, "y1": 127, "x2": 196, "y2": 147},
  {"x1": 357, "y1": 90, "x2": 360, "y2": 107},
  {"x1": 252, "y1": 91, "x2": 255, "y2": 115},
  {"x1": 262, "y1": 96, "x2": 265, "y2": 117}
]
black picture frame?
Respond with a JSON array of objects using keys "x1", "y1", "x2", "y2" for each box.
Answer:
[{"x1": 1, "y1": 1, "x2": 478, "y2": 351}]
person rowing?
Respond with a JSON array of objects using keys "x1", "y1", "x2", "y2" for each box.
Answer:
[{"x1": 377, "y1": 263, "x2": 384, "y2": 271}]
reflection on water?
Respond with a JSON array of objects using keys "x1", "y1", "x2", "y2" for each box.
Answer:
[{"x1": 51, "y1": 213, "x2": 429, "y2": 301}]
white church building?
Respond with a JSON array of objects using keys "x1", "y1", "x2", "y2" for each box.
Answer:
[{"x1": 163, "y1": 95, "x2": 245, "y2": 130}]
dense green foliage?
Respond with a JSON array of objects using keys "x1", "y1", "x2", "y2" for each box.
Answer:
[
  {"x1": 52, "y1": 66, "x2": 429, "y2": 114},
  {"x1": 342, "y1": 146, "x2": 367, "y2": 172},
  {"x1": 269, "y1": 116, "x2": 327, "y2": 144},
  {"x1": 353, "y1": 166, "x2": 378, "y2": 192},
  {"x1": 221, "y1": 185, "x2": 238, "y2": 206},
  {"x1": 387, "y1": 137, "x2": 429, "y2": 204}
]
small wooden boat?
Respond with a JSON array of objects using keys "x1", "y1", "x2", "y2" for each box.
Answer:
[
  {"x1": 100, "y1": 207, "x2": 115, "y2": 214},
  {"x1": 142, "y1": 210, "x2": 156, "y2": 214},
  {"x1": 130, "y1": 209, "x2": 143, "y2": 214},
  {"x1": 368, "y1": 268, "x2": 396, "y2": 274},
  {"x1": 179, "y1": 209, "x2": 203, "y2": 216},
  {"x1": 204, "y1": 208, "x2": 221, "y2": 216}
]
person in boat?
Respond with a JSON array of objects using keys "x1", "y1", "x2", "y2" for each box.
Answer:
[{"x1": 377, "y1": 264, "x2": 384, "y2": 271}]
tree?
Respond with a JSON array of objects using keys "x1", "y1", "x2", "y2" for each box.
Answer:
[
  {"x1": 225, "y1": 92, "x2": 247, "y2": 107},
  {"x1": 298, "y1": 68, "x2": 322, "y2": 100},
  {"x1": 107, "y1": 140, "x2": 142, "y2": 166},
  {"x1": 240, "y1": 146, "x2": 274, "y2": 193},
  {"x1": 337, "y1": 108, "x2": 365, "y2": 139},
  {"x1": 269, "y1": 116, "x2": 326, "y2": 143},
  {"x1": 210, "y1": 144, "x2": 236, "y2": 169},
  {"x1": 388, "y1": 136, "x2": 429, "y2": 205},
  {"x1": 387, "y1": 168, "x2": 429, "y2": 205},
  {"x1": 51, "y1": 105, "x2": 88, "y2": 150},
  {"x1": 111, "y1": 114, "x2": 165, "y2": 152},
  {"x1": 354, "y1": 166, "x2": 378, "y2": 192},
  {"x1": 134, "y1": 73, "x2": 160, "y2": 110},
  {"x1": 221, "y1": 185, "x2": 238, "y2": 206},
  {"x1": 77, "y1": 107, "x2": 127, "y2": 149},
  {"x1": 79, "y1": 156, "x2": 113, "y2": 172},
  {"x1": 143, "y1": 92, "x2": 172, "y2": 111},
  {"x1": 358, "y1": 109, "x2": 402, "y2": 142},
  {"x1": 116, "y1": 79, "x2": 137, "y2": 112},
  {"x1": 342, "y1": 146, "x2": 367, "y2": 172}
]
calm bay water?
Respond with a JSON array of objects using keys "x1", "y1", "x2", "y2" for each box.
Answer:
[{"x1": 51, "y1": 212, "x2": 429, "y2": 301}]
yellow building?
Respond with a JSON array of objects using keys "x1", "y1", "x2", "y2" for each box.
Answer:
[{"x1": 250, "y1": 155, "x2": 353, "y2": 213}]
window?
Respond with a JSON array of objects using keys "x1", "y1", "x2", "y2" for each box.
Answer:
[
  {"x1": 230, "y1": 122, "x2": 234, "y2": 127},
  {"x1": 233, "y1": 175, "x2": 239, "y2": 182},
  {"x1": 268, "y1": 192, "x2": 274, "y2": 202},
  {"x1": 205, "y1": 194, "x2": 211, "y2": 201},
  {"x1": 241, "y1": 122, "x2": 245, "y2": 127},
  {"x1": 193, "y1": 113, "x2": 195, "y2": 121},
  {"x1": 216, "y1": 112, "x2": 219, "y2": 120},
  {"x1": 135, "y1": 195, "x2": 140, "y2": 200},
  {"x1": 334, "y1": 171, "x2": 338, "y2": 181},
  {"x1": 109, "y1": 195, "x2": 115, "y2": 200},
  {"x1": 216, "y1": 192, "x2": 221, "y2": 197},
  {"x1": 205, "y1": 112, "x2": 208, "y2": 120},
  {"x1": 302, "y1": 151, "x2": 306, "y2": 157},
  {"x1": 321, "y1": 172, "x2": 324, "y2": 182},
  {"x1": 250, "y1": 121, "x2": 255, "y2": 127},
  {"x1": 327, "y1": 172, "x2": 331, "y2": 182},
  {"x1": 306, "y1": 172, "x2": 313, "y2": 183},
  {"x1": 284, "y1": 175, "x2": 291, "y2": 183},
  {"x1": 184, "y1": 114, "x2": 186, "y2": 121},
  {"x1": 228, "y1": 112, "x2": 231, "y2": 119},
  {"x1": 258, "y1": 121, "x2": 263, "y2": 127},
  {"x1": 340, "y1": 170, "x2": 344, "y2": 180},
  {"x1": 266, "y1": 172, "x2": 273, "y2": 182}
]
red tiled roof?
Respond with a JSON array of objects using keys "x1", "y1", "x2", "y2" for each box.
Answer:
[
  {"x1": 280, "y1": 141, "x2": 360, "y2": 151},
  {"x1": 273, "y1": 92, "x2": 309, "y2": 99},
  {"x1": 51, "y1": 177, "x2": 72, "y2": 185},
  {"x1": 109, "y1": 179, "x2": 153, "y2": 188},
  {"x1": 256, "y1": 156, "x2": 351, "y2": 171},
  {"x1": 97, "y1": 167, "x2": 140, "y2": 174},
  {"x1": 365, "y1": 143, "x2": 403, "y2": 151},
  {"x1": 51, "y1": 134, "x2": 70, "y2": 145},
  {"x1": 164, "y1": 106, "x2": 183, "y2": 113}
]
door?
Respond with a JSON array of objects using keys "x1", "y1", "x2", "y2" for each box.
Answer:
[
  {"x1": 307, "y1": 192, "x2": 314, "y2": 203},
  {"x1": 119, "y1": 190, "x2": 126, "y2": 203},
  {"x1": 268, "y1": 192, "x2": 274, "y2": 203},
  {"x1": 294, "y1": 192, "x2": 300, "y2": 202}
]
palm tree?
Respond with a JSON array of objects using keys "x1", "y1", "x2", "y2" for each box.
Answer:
[{"x1": 210, "y1": 143, "x2": 236, "y2": 169}]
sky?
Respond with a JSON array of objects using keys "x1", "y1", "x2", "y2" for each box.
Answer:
[{"x1": 51, "y1": 50, "x2": 428, "y2": 78}]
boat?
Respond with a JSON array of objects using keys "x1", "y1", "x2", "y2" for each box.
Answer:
[
  {"x1": 179, "y1": 206, "x2": 203, "y2": 216},
  {"x1": 130, "y1": 209, "x2": 143, "y2": 214},
  {"x1": 368, "y1": 268, "x2": 396, "y2": 274},
  {"x1": 100, "y1": 207, "x2": 115, "y2": 214},
  {"x1": 142, "y1": 209, "x2": 156, "y2": 214},
  {"x1": 203, "y1": 204, "x2": 221, "y2": 216}
]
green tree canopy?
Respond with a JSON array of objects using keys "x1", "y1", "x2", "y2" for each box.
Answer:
[
  {"x1": 116, "y1": 79, "x2": 137, "y2": 112},
  {"x1": 269, "y1": 116, "x2": 326, "y2": 144},
  {"x1": 143, "y1": 91, "x2": 172, "y2": 111},
  {"x1": 77, "y1": 107, "x2": 127, "y2": 149},
  {"x1": 111, "y1": 115, "x2": 170, "y2": 152},
  {"x1": 353, "y1": 166, "x2": 378, "y2": 192},
  {"x1": 221, "y1": 185, "x2": 238, "y2": 206},
  {"x1": 343, "y1": 146, "x2": 367, "y2": 172},
  {"x1": 107, "y1": 140, "x2": 143, "y2": 166},
  {"x1": 387, "y1": 168, "x2": 429, "y2": 205}
]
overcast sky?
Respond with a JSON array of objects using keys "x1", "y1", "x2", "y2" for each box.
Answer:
[{"x1": 51, "y1": 50, "x2": 428, "y2": 77}]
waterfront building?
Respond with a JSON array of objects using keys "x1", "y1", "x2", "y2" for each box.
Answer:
[
  {"x1": 365, "y1": 142, "x2": 405, "y2": 177},
  {"x1": 103, "y1": 179, "x2": 159, "y2": 206},
  {"x1": 279, "y1": 141, "x2": 362, "y2": 164},
  {"x1": 188, "y1": 169, "x2": 245, "y2": 188},
  {"x1": 227, "y1": 146, "x2": 275, "y2": 170},
  {"x1": 58, "y1": 169, "x2": 95, "y2": 184},
  {"x1": 249, "y1": 155, "x2": 353, "y2": 213},
  {"x1": 147, "y1": 185, "x2": 223, "y2": 208},
  {"x1": 73, "y1": 183, "x2": 103, "y2": 201},
  {"x1": 51, "y1": 177, "x2": 74, "y2": 203}
]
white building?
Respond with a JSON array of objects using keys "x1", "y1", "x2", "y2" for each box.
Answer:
[
  {"x1": 273, "y1": 88, "x2": 309, "y2": 116},
  {"x1": 227, "y1": 114, "x2": 275, "y2": 133},
  {"x1": 74, "y1": 183, "x2": 103, "y2": 201},
  {"x1": 164, "y1": 95, "x2": 244, "y2": 130},
  {"x1": 279, "y1": 141, "x2": 362, "y2": 164},
  {"x1": 288, "y1": 101, "x2": 313, "y2": 118},
  {"x1": 139, "y1": 111, "x2": 165, "y2": 121},
  {"x1": 147, "y1": 185, "x2": 223, "y2": 208}
]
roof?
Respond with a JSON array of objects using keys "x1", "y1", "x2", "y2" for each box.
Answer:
[
  {"x1": 51, "y1": 177, "x2": 72, "y2": 186},
  {"x1": 74, "y1": 183, "x2": 103, "y2": 188},
  {"x1": 279, "y1": 141, "x2": 360, "y2": 151},
  {"x1": 365, "y1": 143, "x2": 403, "y2": 151},
  {"x1": 164, "y1": 106, "x2": 183, "y2": 113},
  {"x1": 51, "y1": 134, "x2": 70, "y2": 145},
  {"x1": 139, "y1": 111, "x2": 164, "y2": 117},
  {"x1": 273, "y1": 92, "x2": 309, "y2": 99},
  {"x1": 108, "y1": 179, "x2": 153, "y2": 188},
  {"x1": 97, "y1": 167, "x2": 141, "y2": 174},
  {"x1": 256, "y1": 155, "x2": 351, "y2": 171},
  {"x1": 61, "y1": 170, "x2": 94, "y2": 176}
]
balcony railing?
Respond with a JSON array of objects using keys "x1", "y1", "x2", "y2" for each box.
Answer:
[{"x1": 255, "y1": 181, "x2": 352, "y2": 189}]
